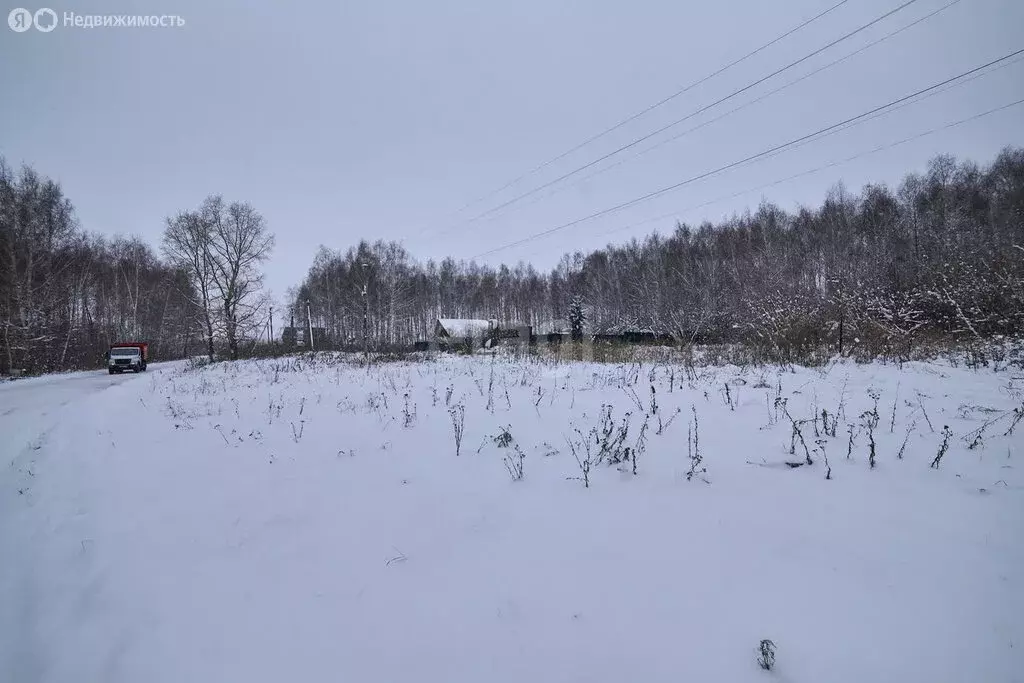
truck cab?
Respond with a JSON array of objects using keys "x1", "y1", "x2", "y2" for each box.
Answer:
[{"x1": 108, "y1": 343, "x2": 148, "y2": 374}]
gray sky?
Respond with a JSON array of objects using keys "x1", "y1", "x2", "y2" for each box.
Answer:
[{"x1": 2, "y1": 0, "x2": 1022, "y2": 300}]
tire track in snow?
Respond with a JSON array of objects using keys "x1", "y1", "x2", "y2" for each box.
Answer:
[{"x1": 0, "y1": 370, "x2": 154, "y2": 683}]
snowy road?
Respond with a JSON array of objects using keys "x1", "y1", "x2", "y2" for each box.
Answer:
[
  {"x1": 1, "y1": 370, "x2": 140, "y2": 442},
  {"x1": 0, "y1": 367, "x2": 165, "y2": 503},
  {"x1": 0, "y1": 365, "x2": 175, "y2": 683}
]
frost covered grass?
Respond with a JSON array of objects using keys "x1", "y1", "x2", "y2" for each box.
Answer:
[{"x1": 3, "y1": 352, "x2": 1023, "y2": 682}]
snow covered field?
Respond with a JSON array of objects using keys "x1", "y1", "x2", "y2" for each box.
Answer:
[{"x1": 2, "y1": 353, "x2": 1023, "y2": 682}]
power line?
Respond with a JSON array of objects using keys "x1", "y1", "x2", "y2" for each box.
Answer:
[
  {"x1": 514, "y1": 90, "x2": 1024, "y2": 262},
  {"x1": 585, "y1": 96, "x2": 1024, "y2": 247},
  {"x1": 470, "y1": 48, "x2": 1024, "y2": 260},
  {"x1": 730, "y1": 51, "x2": 1024, "y2": 167},
  {"x1": 511, "y1": 0, "x2": 962, "y2": 216},
  {"x1": 460, "y1": 0, "x2": 924, "y2": 226},
  {"x1": 406, "y1": 0, "x2": 855, "y2": 243},
  {"x1": 447, "y1": 0, "x2": 854, "y2": 217}
]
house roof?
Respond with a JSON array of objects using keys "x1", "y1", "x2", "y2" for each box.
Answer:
[
  {"x1": 436, "y1": 319, "x2": 493, "y2": 338},
  {"x1": 534, "y1": 319, "x2": 568, "y2": 334}
]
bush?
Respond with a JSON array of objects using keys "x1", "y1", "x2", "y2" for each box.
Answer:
[{"x1": 757, "y1": 639, "x2": 776, "y2": 671}]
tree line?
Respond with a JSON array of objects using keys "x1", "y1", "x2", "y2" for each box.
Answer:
[
  {"x1": 4, "y1": 148, "x2": 1019, "y2": 374},
  {"x1": 0, "y1": 156, "x2": 274, "y2": 374},
  {"x1": 293, "y1": 148, "x2": 1024, "y2": 360}
]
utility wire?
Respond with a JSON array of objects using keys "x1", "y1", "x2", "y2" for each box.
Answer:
[
  {"x1": 407, "y1": 0, "x2": 855, "y2": 243},
  {"x1": 514, "y1": 91, "x2": 1024, "y2": 261},
  {"x1": 510, "y1": 0, "x2": 962, "y2": 216},
  {"x1": 471, "y1": 48, "x2": 1024, "y2": 259},
  {"x1": 459, "y1": 0, "x2": 923, "y2": 227},
  {"x1": 735, "y1": 52, "x2": 1024, "y2": 167},
  {"x1": 586, "y1": 96, "x2": 1024, "y2": 247},
  {"x1": 448, "y1": 0, "x2": 854, "y2": 217}
]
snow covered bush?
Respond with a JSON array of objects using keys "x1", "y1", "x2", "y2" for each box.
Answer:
[
  {"x1": 503, "y1": 444, "x2": 525, "y2": 482},
  {"x1": 757, "y1": 639, "x2": 777, "y2": 671},
  {"x1": 931, "y1": 426, "x2": 953, "y2": 469},
  {"x1": 686, "y1": 406, "x2": 707, "y2": 482},
  {"x1": 449, "y1": 403, "x2": 466, "y2": 456},
  {"x1": 493, "y1": 425, "x2": 513, "y2": 449}
]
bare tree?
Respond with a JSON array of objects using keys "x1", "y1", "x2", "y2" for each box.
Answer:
[
  {"x1": 162, "y1": 196, "x2": 274, "y2": 361},
  {"x1": 206, "y1": 197, "x2": 274, "y2": 360},
  {"x1": 163, "y1": 209, "x2": 217, "y2": 361}
]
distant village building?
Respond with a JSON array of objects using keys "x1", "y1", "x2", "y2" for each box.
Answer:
[
  {"x1": 534, "y1": 319, "x2": 568, "y2": 335},
  {"x1": 434, "y1": 318, "x2": 495, "y2": 341},
  {"x1": 282, "y1": 326, "x2": 326, "y2": 349},
  {"x1": 430, "y1": 318, "x2": 533, "y2": 352}
]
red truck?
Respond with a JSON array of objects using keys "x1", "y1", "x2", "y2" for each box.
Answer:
[{"x1": 107, "y1": 342, "x2": 149, "y2": 374}]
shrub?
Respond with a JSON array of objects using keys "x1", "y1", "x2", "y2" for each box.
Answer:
[{"x1": 757, "y1": 639, "x2": 776, "y2": 671}]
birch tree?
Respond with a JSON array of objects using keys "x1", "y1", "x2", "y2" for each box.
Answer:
[
  {"x1": 206, "y1": 197, "x2": 274, "y2": 360},
  {"x1": 163, "y1": 208, "x2": 218, "y2": 361}
]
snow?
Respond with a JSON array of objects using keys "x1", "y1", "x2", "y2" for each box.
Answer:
[
  {"x1": 437, "y1": 318, "x2": 493, "y2": 338},
  {"x1": 2, "y1": 354, "x2": 1023, "y2": 682}
]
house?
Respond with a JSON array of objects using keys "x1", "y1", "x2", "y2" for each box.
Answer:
[
  {"x1": 281, "y1": 326, "x2": 327, "y2": 349},
  {"x1": 434, "y1": 318, "x2": 495, "y2": 341},
  {"x1": 495, "y1": 325, "x2": 532, "y2": 341},
  {"x1": 534, "y1": 319, "x2": 568, "y2": 335},
  {"x1": 431, "y1": 319, "x2": 534, "y2": 352},
  {"x1": 591, "y1": 330, "x2": 675, "y2": 345}
]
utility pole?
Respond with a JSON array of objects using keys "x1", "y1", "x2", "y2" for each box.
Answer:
[
  {"x1": 307, "y1": 300, "x2": 315, "y2": 352},
  {"x1": 269, "y1": 305, "x2": 274, "y2": 344},
  {"x1": 361, "y1": 262, "x2": 370, "y2": 363}
]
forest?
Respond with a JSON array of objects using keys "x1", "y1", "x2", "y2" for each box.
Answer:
[
  {"x1": 0, "y1": 158, "x2": 273, "y2": 374},
  {"x1": 2, "y1": 148, "x2": 1022, "y2": 374},
  {"x1": 292, "y1": 148, "x2": 1024, "y2": 361},
  {"x1": 0, "y1": 159, "x2": 199, "y2": 374}
]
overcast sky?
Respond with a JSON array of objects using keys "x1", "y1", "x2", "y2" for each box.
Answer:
[{"x1": 2, "y1": 0, "x2": 1022, "y2": 300}]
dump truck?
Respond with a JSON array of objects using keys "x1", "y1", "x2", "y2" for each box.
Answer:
[{"x1": 107, "y1": 342, "x2": 148, "y2": 374}]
